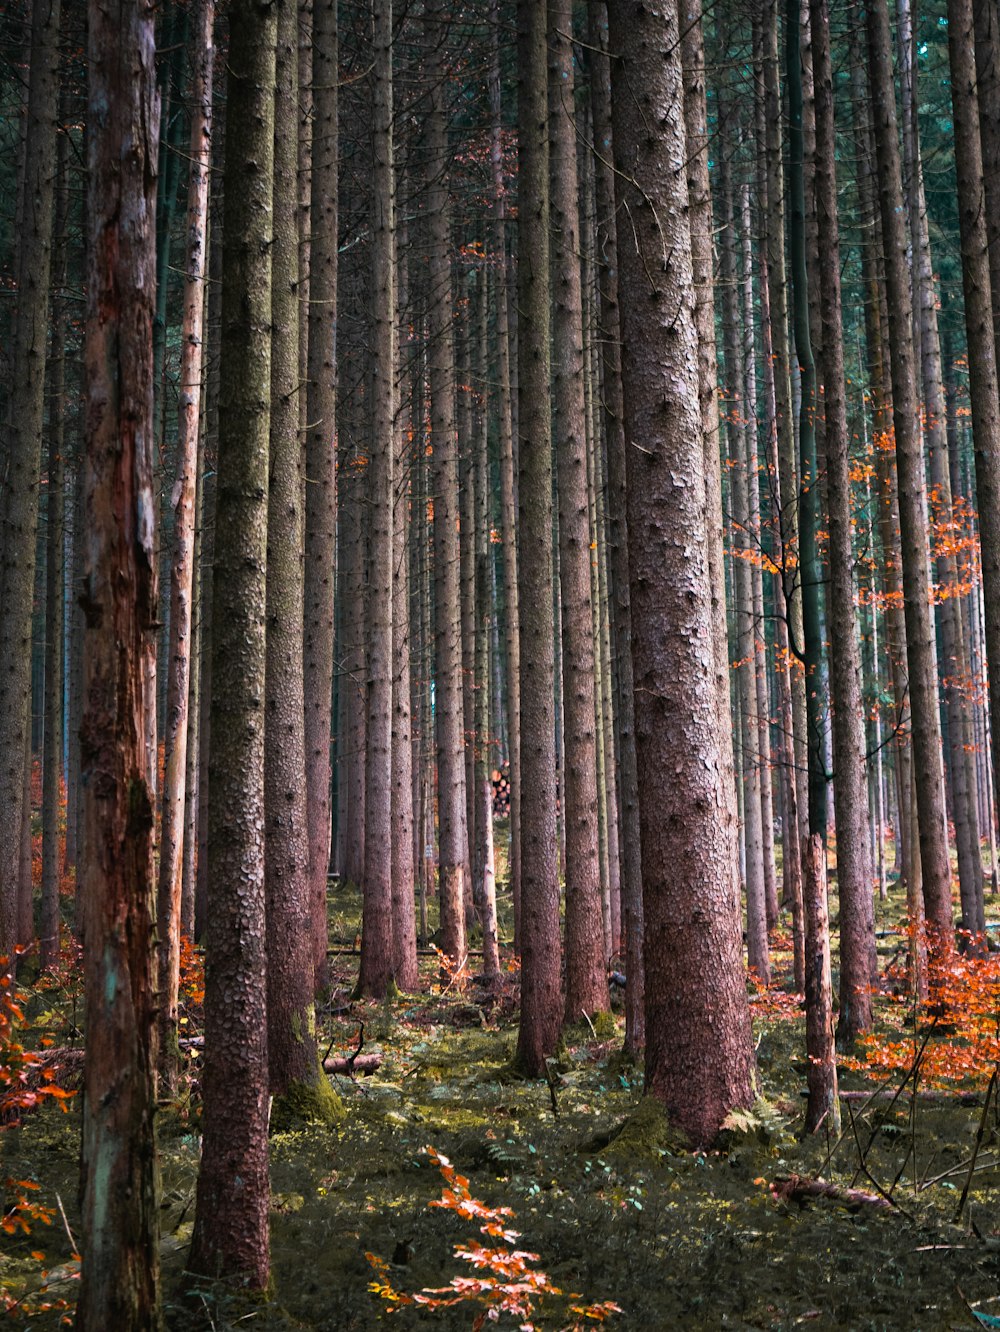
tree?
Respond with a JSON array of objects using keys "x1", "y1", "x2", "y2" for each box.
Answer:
[
  {"x1": 548, "y1": 0, "x2": 608, "y2": 1021},
  {"x1": 76, "y1": 0, "x2": 161, "y2": 1321},
  {"x1": 515, "y1": 0, "x2": 562, "y2": 1073},
  {"x1": 188, "y1": 0, "x2": 276, "y2": 1285},
  {"x1": 304, "y1": 0, "x2": 338, "y2": 991},
  {"x1": 156, "y1": 0, "x2": 214, "y2": 1088},
  {"x1": 359, "y1": 0, "x2": 396, "y2": 998},
  {"x1": 607, "y1": 0, "x2": 755, "y2": 1144},
  {"x1": 0, "y1": 0, "x2": 60, "y2": 959}
]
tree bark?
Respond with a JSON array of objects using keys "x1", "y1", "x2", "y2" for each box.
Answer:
[
  {"x1": 608, "y1": 0, "x2": 754, "y2": 1146},
  {"x1": 76, "y1": 0, "x2": 161, "y2": 1321},
  {"x1": 515, "y1": 0, "x2": 562, "y2": 1073},
  {"x1": 188, "y1": 0, "x2": 276, "y2": 1285}
]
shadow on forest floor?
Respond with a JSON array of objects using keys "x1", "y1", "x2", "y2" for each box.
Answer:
[{"x1": 4, "y1": 861, "x2": 1000, "y2": 1331}]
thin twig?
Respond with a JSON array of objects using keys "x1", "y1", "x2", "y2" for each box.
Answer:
[{"x1": 954, "y1": 1063, "x2": 998, "y2": 1224}]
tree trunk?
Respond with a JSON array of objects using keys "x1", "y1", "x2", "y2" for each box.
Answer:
[
  {"x1": 608, "y1": 0, "x2": 754, "y2": 1146},
  {"x1": 76, "y1": 0, "x2": 161, "y2": 1321},
  {"x1": 803, "y1": 833, "x2": 840, "y2": 1134},
  {"x1": 811, "y1": 0, "x2": 876, "y2": 1040},
  {"x1": 515, "y1": 0, "x2": 562, "y2": 1073},
  {"x1": 549, "y1": 0, "x2": 608, "y2": 1022},
  {"x1": 589, "y1": 0, "x2": 644, "y2": 1051},
  {"x1": 359, "y1": 0, "x2": 396, "y2": 998},
  {"x1": 867, "y1": 0, "x2": 952, "y2": 951},
  {"x1": 303, "y1": 0, "x2": 338, "y2": 991},
  {"x1": 0, "y1": 0, "x2": 60, "y2": 959},
  {"x1": 188, "y1": 0, "x2": 276, "y2": 1286},
  {"x1": 156, "y1": 0, "x2": 214, "y2": 1089}
]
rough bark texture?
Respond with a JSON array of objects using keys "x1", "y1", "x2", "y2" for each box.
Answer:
[
  {"x1": 950, "y1": 0, "x2": 1000, "y2": 933},
  {"x1": 549, "y1": 0, "x2": 609, "y2": 1021},
  {"x1": 359, "y1": 0, "x2": 396, "y2": 997},
  {"x1": 156, "y1": 0, "x2": 214, "y2": 1087},
  {"x1": 811, "y1": 0, "x2": 876, "y2": 1039},
  {"x1": 867, "y1": 0, "x2": 953, "y2": 947},
  {"x1": 608, "y1": 0, "x2": 754, "y2": 1146},
  {"x1": 515, "y1": 0, "x2": 562, "y2": 1073},
  {"x1": 589, "y1": 0, "x2": 644, "y2": 1052},
  {"x1": 265, "y1": 0, "x2": 333, "y2": 1112},
  {"x1": 76, "y1": 0, "x2": 161, "y2": 1323},
  {"x1": 188, "y1": 0, "x2": 276, "y2": 1286},
  {"x1": 0, "y1": 0, "x2": 60, "y2": 958},
  {"x1": 304, "y1": 0, "x2": 338, "y2": 990}
]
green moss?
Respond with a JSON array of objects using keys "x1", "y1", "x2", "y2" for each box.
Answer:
[
  {"x1": 602, "y1": 1094, "x2": 689, "y2": 1162},
  {"x1": 591, "y1": 1010, "x2": 618, "y2": 1040},
  {"x1": 270, "y1": 1074, "x2": 345, "y2": 1132}
]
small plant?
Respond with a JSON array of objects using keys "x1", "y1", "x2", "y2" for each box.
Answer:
[{"x1": 367, "y1": 1146, "x2": 621, "y2": 1330}]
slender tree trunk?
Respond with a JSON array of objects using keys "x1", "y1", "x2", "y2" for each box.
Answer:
[
  {"x1": 590, "y1": 0, "x2": 643, "y2": 1051},
  {"x1": 549, "y1": 0, "x2": 608, "y2": 1021},
  {"x1": 0, "y1": 0, "x2": 60, "y2": 959},
  {"x1": 359, "y1": 0, "x2": 396, "y2": 997},
  {"x1": 156, "y1": 0, "x2": 214, "y2": 1089},
  {"x1": 608, "y1": 0, "x2": 754, "y2": 1146},
  {"x1": 515, "y1": 0, "x2": 562, "y2": 1073},
  {"x1": 76, "y1": 0, "x2": 161, "y2": 1321},
  {"x1": 811, "y1": 0, "x2": 876, "y2": 1039},
  {"x1": 949, "y1": 0, "x2": 1000, "y2": 941},
  {"x1": 188, "y1": 0, "x2": 276, "y2": 1285},
  {"x1": 867, "y1": 0, "x2": 952, "y2": 950},
  {"x1": 803, "y1": 833, "x2": 840, "y2": 1134},
  {"x1": 304, "y1": 0, "x2": 338, "y2": 991},
  {"x1": 426, "y1": 1, "x2": 468, "y2": 971}
]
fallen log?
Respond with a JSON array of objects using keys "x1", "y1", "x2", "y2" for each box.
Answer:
[
  {"x1": 771, "y1": 1174, "x2": 891, "y2": 1209},
  {"x1": 799, "y1": 1088, "x2": 984, "y2": 1104}
]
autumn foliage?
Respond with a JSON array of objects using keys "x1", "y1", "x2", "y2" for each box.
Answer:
[{"x1": 367, "y1": 1147, "x2": 622, "y2": 1329}]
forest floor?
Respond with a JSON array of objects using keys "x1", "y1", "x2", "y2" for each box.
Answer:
[{"x1": 4, "y1": 854, "x2": 1000, "y2": 1330}]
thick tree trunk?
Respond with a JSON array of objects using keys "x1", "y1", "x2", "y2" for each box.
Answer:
[
  {"x1": 76, "y1": 0, "x2": 161, "y2": 1322},
  {"x1": 515, "y1": 0, "x2": 562, "y2": 1073},
  {"x1": 188, "y1": 0, "x2": 276, "y2": 1286},
  {"x1": 608, "y1": 0, "x2": 754, "y2": 1146},
  {"x1": 264, "y1": 0, "x2": 335, "y2": 1118}
]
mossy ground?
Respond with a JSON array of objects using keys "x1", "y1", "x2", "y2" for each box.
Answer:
[{"x1": 4, "y1": 854, "x2": 1000, "y2": 1330}]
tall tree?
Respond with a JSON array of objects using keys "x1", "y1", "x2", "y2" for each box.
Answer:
[
  {"x1": 811, "y1": 0, "x2": 876, "y2": 1038},
  {"x1": 304, "y1": 0, "x2": 338, "y2": 991},
  {"x1": 608, "y1": 0, "x2": 754, "y2": 1144},
  {"x1": 156, "y1": 0, "x2": 214, "y2": 1088},
  {"x1": 188, "y1": 0, "x2": 276, "y2": 1285},
  {"x1": 0, "y1": 0, "x2": 61, "y2": 958},
  {"x1": 359, "y1": 0, "x2": 397, "y2": 997},
  {"x1": 549, "y1": 0, "x2": 609, "y2": 1021},
  {"x1": 76, "y1": 0, "x2": 161, "y2": 1321},
  {"x1": 515, "y1": 0, "x2": 562, "y2": 1072},
  {"x1": 866, "y1": 0, "x2": 953, "y2": 949},
  {"x1": 426, "y1": 1, "x2": 468, "y2": 970}
]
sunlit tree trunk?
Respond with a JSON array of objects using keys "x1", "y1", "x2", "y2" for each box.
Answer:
[{"x1": 156, "y1": 0, "x2": 214, "y2": 1088}]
